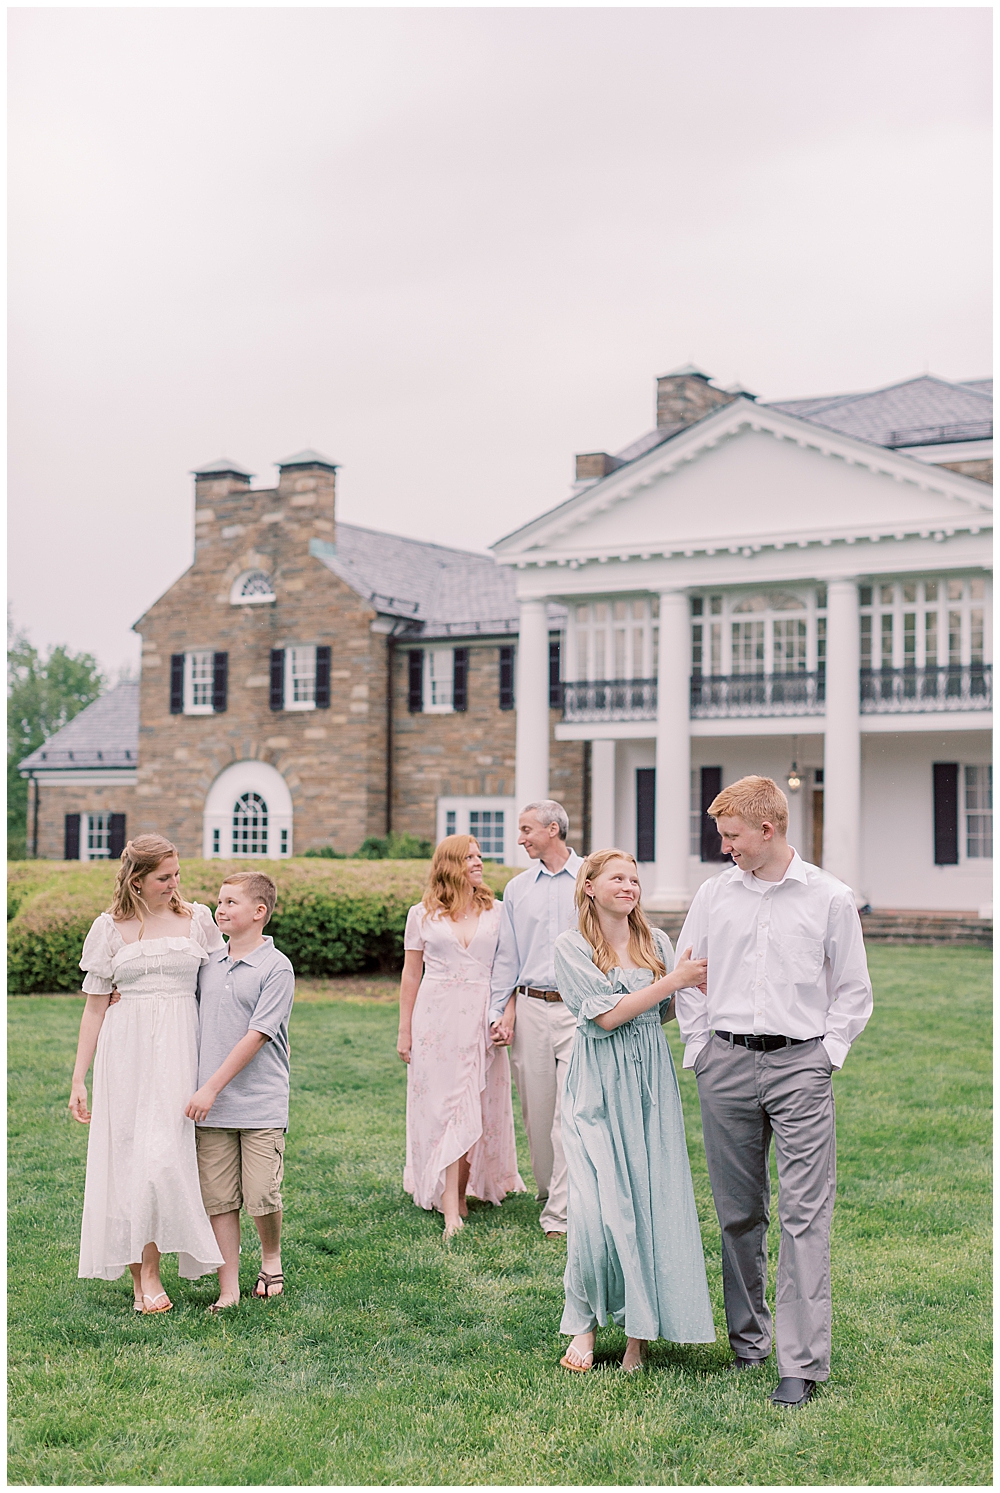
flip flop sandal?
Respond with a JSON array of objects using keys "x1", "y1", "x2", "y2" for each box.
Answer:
[
  {"x1": 253, "y1": 1272, "x2": 284, "y2": 1299},
  {"x1": 206, "y1": 1299, "x2": 238, "y2": 1315},
  {"x1": 559, "y1": 1348, "x2": 594, "y2": 1373},
  {"x1": 141, "y1": 1292, "x2": 173, "y2": 1315}
]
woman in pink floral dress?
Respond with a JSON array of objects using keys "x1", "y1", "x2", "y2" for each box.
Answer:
[{"x1": 397, "y1": 835, "x2": 524, "y2": 1240}]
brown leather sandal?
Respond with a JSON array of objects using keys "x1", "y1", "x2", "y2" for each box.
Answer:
[{"x1": 253, "y1": 1271, "x2": 284, "y2": 1299}]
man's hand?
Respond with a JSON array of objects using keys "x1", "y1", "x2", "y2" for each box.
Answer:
[
  {"x1": 185, "y1": 1085, "x2": 219, "y2": 1123},
  {"x1": 69, "y1": 1080, "x2": 91, "y2": 1123}
]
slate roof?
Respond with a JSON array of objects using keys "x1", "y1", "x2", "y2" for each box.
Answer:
[
  {"x1": 318, "y1": 522, "x2": 556, "y2": 638},
  {"x1": 767, "y1": 374, "x2": 992, "y2": 449},
  {"x1": 19, "y1": 681, "x2": 139, "y2": 773}
]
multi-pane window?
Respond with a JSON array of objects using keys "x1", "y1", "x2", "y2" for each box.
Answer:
[
  {"x1": 230, "y1": 569, "x2": 276, "y2": 605},
  {"x1": 233, "y1": 792, "x2": 268, "y2": 856},
  {"x1": 569, "y1": 597, "x2": 658, "y2": 682},
  {"x1": 185, "y1": 650, "x2": 215, "y2": 714},
  {"x1": 859, "y1": 576, "x2": 991, "y2": 668},
  {"x1": 965, "y1": 765, "x2": 992, "y2": 859},
  {"x1": 285, "y1": 646, "x2": 316, "y2": 709},
  {"x1": 469, "y1": 810, "x2": 505, "y2": 861},
  {"x1": 690, "y1": 589, "x2": 824, "y2": 676},
  {"x1": 445, "y1": 811, "x2": 457, "y2": 837},
  {"x1": 85, "y1": 813, "x2": 112, "y2": 859},
  {"x1": 424, "y1": 649, "x2": 454, "y2": 712}
]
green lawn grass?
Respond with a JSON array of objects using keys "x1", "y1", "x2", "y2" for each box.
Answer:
[{"x1": 8, "y1": 946, "x2": 992, "y2": 1485}]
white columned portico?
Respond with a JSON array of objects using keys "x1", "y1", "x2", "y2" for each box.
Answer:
[
  {"x1": 514, "y1": 599, "x2": 551, "y2": 850},
  {"x1": 590, "y1": 740, "x2": 616, "y2": 850},
  {"x1": 823, "y1": 577, "x2": 862, "y2": 896},
  {"x1": 648, "y1": 588, "x2": 691, "y2": 910}
]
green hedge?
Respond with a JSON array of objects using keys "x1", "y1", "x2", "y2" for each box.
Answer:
[{"x1": 7, "y1": 859, "x2": 521, "y2": 995}]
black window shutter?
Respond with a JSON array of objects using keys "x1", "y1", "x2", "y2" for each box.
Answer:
[
  {"x1": 64, "y1": 813, "x2": 81, "y2": 860},
  {"x1": 170, "y1": 654, "x2": 184, "y2": 714},
  {"x1": 408, "y1": 650, "x2": 424, "y2": 713},
  {"x1": 933, "y1": 762, "x2": 959, "y2": 865},
  {"x1": 453, "y1": 648, "x2": 468, "y2": 712},
  {"x1": 499, "y1": 646, "x2": 515, "y2": 710},
  {"x1": 549, "y1": 639, "x2": 562, "y2": 709},
  {"x1": 315, "y1": 646, "x2": 331, "y2": 709},
  {"x1": 108, "y1": 813, "x2": 127, "y2": 859},
  {"x1": 636, "y1": 767, "x2": 656, "y2": 862},
  {"x1": 270, "y1": 649, "x2": 285, "y2": 712},
  {"x1": 212, "y1": 652, "x2": 228, "y2": 713},
  {"x1": 701, "y1": 766, "x2": 727, "y2": 862}
]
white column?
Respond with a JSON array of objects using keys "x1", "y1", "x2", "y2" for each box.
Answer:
[
  {"x1": 514, "y1": 598, "x2": 551, "y2": 837},
  {"x1": 590, "y1": 739, "x2": 616, "y2": 850},
  {"x1": 823, "y1": 577, "x2": 862, "y2": 896},
  {"x1": 648, "y1": 588, "x2": 691, "y2": 910}
]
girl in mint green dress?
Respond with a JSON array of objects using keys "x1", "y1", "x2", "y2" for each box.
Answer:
[{"x1": 553, "y1": 849, "x2": 715, "y2": 1372}]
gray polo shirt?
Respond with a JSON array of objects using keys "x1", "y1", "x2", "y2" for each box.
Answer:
[{"x1": 196, "y1": 936, "x2": 295, "y2": 1130}]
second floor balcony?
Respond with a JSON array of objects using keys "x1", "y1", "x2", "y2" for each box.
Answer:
[{"x1": 561, "y1": 663, "x2": 992, "y2": 725}]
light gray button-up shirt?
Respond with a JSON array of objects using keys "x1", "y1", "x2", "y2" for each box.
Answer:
[{"x1": 488, "y1": 850, "x2": 583, "y2": 1025}]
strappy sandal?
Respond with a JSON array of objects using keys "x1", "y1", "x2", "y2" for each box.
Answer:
[
  {"x1": 559, "y1": 1346, "x2": 594, "y2": 1373},
  {"x1": 141, "y1": 1292, "x2": 173, "y2": 1315},
  {"x1": 206, "y1": 1298, "x2": 239, "y2": 1314},
  {"x1": 253, "y1": 1271, "x2": 284, "y2": 1299}
]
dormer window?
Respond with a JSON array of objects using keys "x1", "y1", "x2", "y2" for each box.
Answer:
[{"x1": 231, "y1": 570, "x2": 276, "y2": 605}]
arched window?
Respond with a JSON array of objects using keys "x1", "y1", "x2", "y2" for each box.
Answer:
[
  {"x1": 230, "y1": 570, "x2": 276, "y2": 605},
  {"x1": 232, "y1": 792, "x2": 268, "y2": 856},
  {"x1": 203, "y1": 760, "x2": 292, "y2": 859}
]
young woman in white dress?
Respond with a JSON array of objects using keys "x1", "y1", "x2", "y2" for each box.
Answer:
[{"x1": 69, "y1": 834, "x2": 225, "y2": 1313}]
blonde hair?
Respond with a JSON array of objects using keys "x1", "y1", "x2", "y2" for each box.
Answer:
[
  {"x1": 575, "y1": 849, "x2": 666, "y2": 978},
  {"x1": 708, "y1": 775, "x2": 789, "y2": 834},
  {"x1": 422, "y1": 835, "x2": 495, "y2": 919},
  {"x1": 221, "y1": 871, "x2": 277, "y2": 925},
  {"x1": 109, "y1": 835, "x2": 191, "y2": 933}
]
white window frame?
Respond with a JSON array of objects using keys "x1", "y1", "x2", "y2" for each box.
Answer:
[
  {"x1": 184, "y1": 650, "x2": 215, "y2": 715},
  {"x1": 203, "y1": 759, "x2": 293, "y2": 860},
  {"x1": 424, "y1": 649, "x2": 455, "y2": 713},
  {"x1": 80, "y1": 811, "x2": 112, "y2": 861},
  {"x1": 567, "y1": 596, "x2": 658, "y2": 684},
  {"x1": 284, "y1": 646, "x2": 317, "y2": 711},
  {"x1": 230, "y1": 569, "x2": 276, "y2": 606},
  {"x1": 436, "y1": 797, "x2": 516, "y2": 864},
  {"x1": 859, "y1": 575, "x2": 992, "y2": 670},
  {"x1": 963, "y1": 763, "x2": 992, "y2": 862},
  {"x1": 689, "y1": 587, "x2": 825, "y2": 678}
]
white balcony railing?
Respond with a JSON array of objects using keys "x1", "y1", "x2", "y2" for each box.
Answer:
[{"x1": 860, "y1": 665, "x2": 992, "y2": 714}]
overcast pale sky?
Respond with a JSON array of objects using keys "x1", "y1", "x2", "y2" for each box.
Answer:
[{"x1": 9, "y1": 6, "x2": 992, "y2": 675}]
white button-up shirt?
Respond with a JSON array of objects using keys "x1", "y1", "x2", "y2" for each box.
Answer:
[
  {"x1": 674, "y1": 850, "x2": 873, "y2": 1071},
  {"x1": 488, "y1": 850, "x2": 583, "y2": 1025}
]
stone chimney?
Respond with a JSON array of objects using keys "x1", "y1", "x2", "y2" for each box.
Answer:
[
  {"x1": 575, "y1": 451, "x2": 624, "y2": 481},
  {"x1": 192, "y1": 458, "x2": 255, "y2": 503},
  {"x1": 276, "y1": 450, "x2": 338, "y2": 526},
  {"x1": 655, "y1": 365, "x2": 736, "y2": 429}
]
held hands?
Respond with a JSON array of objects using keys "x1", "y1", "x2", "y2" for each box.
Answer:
[
  {"x1": 69, "y1": 1080, "x2": 91, "y2": 1124},
  {"x1": 397, "y1": 1031, "x2": 412, "y2": 1064},
  {"x1": 672, "y1": 947, "x2": 708, "y2": 995},
  {"x1": 490, "y1": 1020, "x2": 513, "y2": 1048},
  {"x1": 184, "y1": 1085, "x2": 219, "y2": 1123}
]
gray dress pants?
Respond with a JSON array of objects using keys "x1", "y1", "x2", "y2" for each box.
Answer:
[{"x1": 694, "y1": 1034, "x2": 836, "y2": 1381}]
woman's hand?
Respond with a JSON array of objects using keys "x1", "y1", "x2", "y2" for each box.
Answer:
[
  {"x1": 69, "y1": 1080, "x2": 91, "y2": 1123},
  {"x1": 397, "y1": 1030, "x2": 412, "y2": 1064},
  {"x1": 671, "y1": 947, "x2": 708, "y2": 994}
]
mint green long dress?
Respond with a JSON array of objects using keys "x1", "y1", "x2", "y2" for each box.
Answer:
[{"x1": 553, "y1": 928, "x2": 716, "y2": 1344}]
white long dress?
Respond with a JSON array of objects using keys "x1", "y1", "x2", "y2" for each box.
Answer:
[{"x1": 77, "y1": 905, "x2": 225, "y2": 1281}]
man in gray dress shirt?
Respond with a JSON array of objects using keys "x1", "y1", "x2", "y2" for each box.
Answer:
[
  {"x1": 489, "y1": 801, "x2": 582, "y2": 1237},
  {"x1": 676, "y1": 776, "x2": 872, "y2": 1409}
]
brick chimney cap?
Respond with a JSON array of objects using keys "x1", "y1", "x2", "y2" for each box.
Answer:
[
  {"x1": 191, "y1": 457, "x2": 255, "y2": 478},
  {"x1": 277, "y1": 448, "x2": 339, "y2": 471},
  {"x1": 658, "y1": 363, "x2": 713, "y2": 381}
]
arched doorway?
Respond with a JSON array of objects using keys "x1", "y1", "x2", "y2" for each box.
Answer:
[{"x1": 203, "y1": 761, "x2": 293, "y2": 859}]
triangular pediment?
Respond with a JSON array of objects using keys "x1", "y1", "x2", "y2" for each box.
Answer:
[{"x1": 493, "y1": 401, "x2": 991, "y2": 565}]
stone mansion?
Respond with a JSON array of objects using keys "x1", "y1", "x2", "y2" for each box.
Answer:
[{"x1": 22, "y1": 366, "x2": 992, "y2": 915}]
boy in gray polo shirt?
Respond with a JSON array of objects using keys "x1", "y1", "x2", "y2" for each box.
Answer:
[{"x1": 185, "y1": 871, "x2": 295, "y2": 1312}]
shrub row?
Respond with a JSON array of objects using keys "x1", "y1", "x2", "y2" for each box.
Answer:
[{"x1": 7, "y1": 859, "x2": 520, "y2": 994}]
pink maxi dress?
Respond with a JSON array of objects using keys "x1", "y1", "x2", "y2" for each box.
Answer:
[{"x1": 403, "y1": 902, "x2": 525, "y2": 1213}]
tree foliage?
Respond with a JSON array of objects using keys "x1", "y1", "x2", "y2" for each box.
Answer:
[{"x1": 7, "y1": 627, "x2": 105, "y2": 857}]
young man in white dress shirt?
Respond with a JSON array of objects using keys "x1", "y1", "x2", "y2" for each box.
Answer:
[
  {"x1": 488, "y1": 801, "x2": 582, "y2": 1238},
  {"x1": 675, "y1": 776, "x2": 872, "y2": 1410}
]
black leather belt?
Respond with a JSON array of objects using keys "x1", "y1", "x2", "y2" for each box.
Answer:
[{"x1": 715, "y1": 1031, "x2": 810, "y2": 1052}]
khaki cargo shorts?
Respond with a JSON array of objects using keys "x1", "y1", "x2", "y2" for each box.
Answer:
[{"x1": 195, "y1": 1127, "x2": 285, "y2": 1217}]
